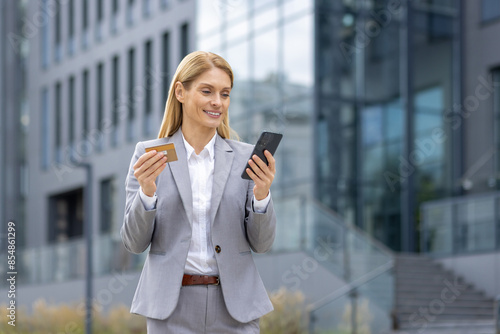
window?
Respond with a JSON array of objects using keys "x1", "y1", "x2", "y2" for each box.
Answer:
[
  {"x1": 54, "y1": 1, "x2": 62, "y2": 61},
  {"x1": 68, "y1": 0, "x2": 75, "y2": 54},
  {"x1": 112, "y1": 55, "x2": 120, "y2": 146},
  {"x1": 180, "y1": 22, "x2": 189, "y2": 59},
  {"x1": 41, "y1": 0, "x2": 50, "y2": 68},
  {"x1": 55, "y1": 82, "x2": 62, "y2": 162},
  {"x1": 143, "y1": 0, "x2": 151, "y2": 17},
  {"x1": 96, "y1": 63, "x2": 104, "y2": 150},
  {"x1": 144, "y1": 39, "x2": 153, "y2": 135},
  {"x1": 493, "y1": 68, "x2": 500, "y2": 186},
  {"x1": 162, "y1": 31, "x2": 170, "y2": 111},
  {"x1": 82, "y1": 69, "x2": 89, "y2": 140},
  {"x1": 483, "y1": 0, "x2": 500, "y2": 22},
  {"x1": 111, "y1": 0, "x2": 119, "y2": 33},
  {"x1": 41, "y1": 88, "x2": 50, "y2": 169},
  {"x1": 97, "y1": 0, "x2": 104, "y2": 22},
  {"x1": 127, "y1": 47, "x2": 136, "y2": 141},
  {"x1": 96, "y1": 0, "x2": 104, "y2": 41},
  {"x1": 82, "y1": 0, "x2": 89, "y2": 30},
  {"x1": 100, "y1": 178, "x2": 115, "y2": 233},
  {"x1": 48, "y1": 188, "x2": 84, "y2": 242},
  {"x1": 127, "y1": 0, "x2": 135, "y2": 26},
  {"x1": 82, "y1": 0, "x2": 89, "y2": 49},
  {"x1": 113, "y1": 0, "x2": 120, "y2": 14},
  {"x1": 160, "y1": 0, "x2": 170, "y2": 10},
  {"x1": 68, "y1": 76, "x2": 75, "y2": 147}
]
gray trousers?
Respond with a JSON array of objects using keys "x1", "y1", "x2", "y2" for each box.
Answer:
[{"x1": 146, "y1": 284, "x2": 260, "y2": 334}]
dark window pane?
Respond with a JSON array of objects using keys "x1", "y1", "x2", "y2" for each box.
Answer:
[
  {"x1": 97, "y1": 0, "x2": 104, "y2": 21},
  {"x1": 82, "y1": 69, "x2": 89, "y2": 138},
  {"x1": 82, "y1": 0, "x2": 88, "y2": 29},
  {"x1": 483, "y1": 0, "x2": 500, "y2": 22},
  {"x1": 100, "y1": 178, "x2": 115, "y2": 233},
  {"x1": 180, "y1": 22, "x2": 189, "y2": 58},
  {"x1": 48, "y1": 188, "x2": 84, "y2": 242},
  {"x1": 55, "y1": 82, "x2": 62, "y2": 150},
  {"x1": 162, "y1": 32, "x2": 170, "y2": 112},
  {"x1": 69, "y1": 76, "x2": 75, "y2": 145}
]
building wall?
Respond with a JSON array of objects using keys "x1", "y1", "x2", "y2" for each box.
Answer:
[
  {"x1": 1, "y1": 1, "x2": 27, "y2": 249},
  {"x1": 26, "y1": 0, "x2": 196, "y2": 249},
  {"x1": 437, "y1": 252, "x2": 500, "y2": 298},
  {"x1": 463, "y1": 0, "x2": 500, "y2": 194},
  {"x1": 196, "y1": 0, "x2": 315, "y2": 201},
  {"x1": 314, "y1": 1, "x2": 460, "y2": 251}
]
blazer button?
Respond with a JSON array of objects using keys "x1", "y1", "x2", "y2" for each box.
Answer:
[{"x1": 215, "y1": 245, "x2": 221, "y2": 254}]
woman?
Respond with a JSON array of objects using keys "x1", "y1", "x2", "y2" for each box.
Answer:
[{"x1": 121, "y1": 51, "x2": 277, "y2": 333}]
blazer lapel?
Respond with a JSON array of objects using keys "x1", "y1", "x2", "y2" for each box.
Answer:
[
  {"x1": 210, "y1": 135, "x2": 234, "y2": 225},
  {"x1": 168, "y1": 130, "x2": 193, "y2": 225}
]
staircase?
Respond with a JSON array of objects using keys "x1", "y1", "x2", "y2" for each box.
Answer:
[{"x1": 393, "y1": 254, "x2": 495, "y2": 334}]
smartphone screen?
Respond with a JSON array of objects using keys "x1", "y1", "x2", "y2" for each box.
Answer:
[{"x1": 241, "y1": 132, "x2": 283, "y2": 180}]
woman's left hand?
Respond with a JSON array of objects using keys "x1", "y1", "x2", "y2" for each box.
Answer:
[{"x1": 246, "y1": 150, "x2": 276, "y2": 201}]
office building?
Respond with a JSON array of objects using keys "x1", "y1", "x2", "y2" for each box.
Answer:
[{"x1": 2, "y1": 0, "x2": 500, "y2": 332}]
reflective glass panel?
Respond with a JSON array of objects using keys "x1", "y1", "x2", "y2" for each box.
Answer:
[{"x1": 283, "y1": 14, "x2": 314, "y2": 89}]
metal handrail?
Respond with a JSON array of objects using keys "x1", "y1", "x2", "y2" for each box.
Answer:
[
  {"x1": 421, "y1": 190, "x2": 500, "y2": 255},
  {"x1": 306, "y1": 260, "x2": 394, "y2": 313},
  {"x1": 272, "y1": 195, "x2": 395, "y2": 333}
]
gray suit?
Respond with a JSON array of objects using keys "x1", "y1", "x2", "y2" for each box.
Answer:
[{"x1": 121, "y1": 130, "x2": 276, "y2": 323}]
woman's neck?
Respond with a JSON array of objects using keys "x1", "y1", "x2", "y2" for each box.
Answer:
[{"x1": 181, "y1": 125, "x2": 216, "y2": 154}]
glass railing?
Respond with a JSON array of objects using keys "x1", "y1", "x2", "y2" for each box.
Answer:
[
  {"x1": 0, "y1": 235, "x2": 146, "y2": 287},
  {"x1": 1, "y1": 196, "x2": 395, "y2": 333},
  {"x1": 421, "y1": 191, "x2": 500, "y2": 255},
  {"x1": 273, "y1": 196, "x2": 395, "y2": 333}
]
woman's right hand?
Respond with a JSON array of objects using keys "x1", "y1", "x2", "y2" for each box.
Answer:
[{"x1": 133, "y1": 150, "x2": 167, "y2": 197}]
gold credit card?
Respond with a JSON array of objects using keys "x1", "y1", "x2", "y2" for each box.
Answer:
[{"x1": 145, "y1": 143, "x2": 178, "y2": 162}]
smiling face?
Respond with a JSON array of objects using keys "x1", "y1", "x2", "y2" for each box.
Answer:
[{"x1": 175, "y1": 67, "x2": 232, "y2": 136}]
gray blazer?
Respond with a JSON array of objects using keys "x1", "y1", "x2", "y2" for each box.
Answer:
[{"x1": 121, "y1": 130, "x2": 276, "y2": 322}]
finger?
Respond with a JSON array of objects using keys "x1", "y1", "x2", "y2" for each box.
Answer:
[
  {"x1": 264, "y1": 150, "x2": 276, "y2": 173},
  {"x1": 251, "y1": 155, "x2": 270, "y2": 174},
  {"x1": 140, "y1": 155, "x2": 167, "y2": 179},
  {"x1": 250, "y1": 155, "x2": 274, "y2": 181},
  {"x1": 248, "y1": 159, "x2": 265, "y2": 180},
  {"x1": 135, "y1": 154, "x2": 167, "y2": 180},
  {"x1": 133, "y1": 150, "x2": 159, "y2": 170},
  {"x1": 148, "y1": 160, "x2": 168, "y2": 180},
  {"x1": 134, "y1": 151, "x2": 165, "y2": 174},
  {"x1": 248, "y1": 162, "x2": 273, "y2": 191},
  {"x1": 246, "y1": 167, "x2": 264, "y2": 185},
  {"x1": 143, "y1": 154, "x2": 167, "y2": 176}
]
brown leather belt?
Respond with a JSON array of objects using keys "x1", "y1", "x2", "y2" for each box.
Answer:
[{"x1": 182, "y1": 274, "x2": 220, "y2": 286}]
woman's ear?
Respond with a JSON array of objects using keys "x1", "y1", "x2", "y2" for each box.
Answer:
[{"x1": 174, "y1": 81, "x2": 184, "y2": 103}]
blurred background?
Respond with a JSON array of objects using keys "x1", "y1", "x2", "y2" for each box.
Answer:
[{"x1": 1, "y1": 0, "x2": 500, "y2": 333}]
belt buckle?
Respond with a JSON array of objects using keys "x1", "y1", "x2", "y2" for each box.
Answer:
[{"x1": 214, "y1": 277, "x2": 220, "y2": 286}]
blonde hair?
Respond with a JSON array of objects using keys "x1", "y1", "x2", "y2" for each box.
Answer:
[{"x1": 158, "y1": 51, "x2": 238, "y2": 139}]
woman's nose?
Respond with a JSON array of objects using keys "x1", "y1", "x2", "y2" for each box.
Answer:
[{"x1": 211, "y1": 95, "x2": 221, "y2": 107}]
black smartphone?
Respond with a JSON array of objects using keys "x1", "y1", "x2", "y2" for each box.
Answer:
[{"x1": 241, "y1": 131, "x2": 283, "y2": 180}]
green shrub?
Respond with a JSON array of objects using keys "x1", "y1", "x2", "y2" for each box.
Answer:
[{"x1": 1, "y1": 288, "x2": 367, "y2": 334}]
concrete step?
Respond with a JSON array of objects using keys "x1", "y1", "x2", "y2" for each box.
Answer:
[
  {"x1": 396, "y1": 285, "x2": 487, "y2": 299},
  {"x1": 396, "y1": 299, "x2": 494, "y2": 308},
  {"x1": 397, "y1": 307, "x2": 494, "y2": 317},
  {"x1": 393, "y1": 319, "x2": 496, "y2": 334},
  {"x1": 394, "y1": 254, "x2": 495, "y2": 329}
]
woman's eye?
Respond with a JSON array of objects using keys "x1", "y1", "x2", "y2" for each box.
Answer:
[
  {"x1": 202, "y1": 90, "x2": 211, "y2": 94},
  {"x1": 222, "y1": 93, "x2": 230, "y2": 98}
]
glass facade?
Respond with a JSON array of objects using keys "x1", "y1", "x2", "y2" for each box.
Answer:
[
  {"x1": 197, "y1": 0, "x2": 315, "y2": 199},
  {"x1": 198, "y1": 0, "x2": 460, "y2": 252},
  {"x1": 482, "y1": 0, "x2": 500, "y2": 22},
  {"x1": 315, "y1": 0, "x2": 459, "y2": 251}
]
